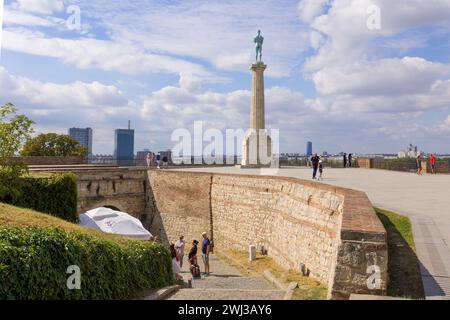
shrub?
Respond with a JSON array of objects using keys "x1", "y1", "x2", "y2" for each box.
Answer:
[
  {"x1": 0, "y1": 227, "x2": 173, "y2": 300},
  {"x1": 1, "y1": 173, "x2": 78, "y2": 223}
]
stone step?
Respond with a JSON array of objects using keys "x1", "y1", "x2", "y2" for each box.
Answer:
[
  {"x1": 168, "y1": 288, "x2": 285, "y2": 300},
  {"x1": 187, "y1": 275, "x2": 275, "y2": 290}
]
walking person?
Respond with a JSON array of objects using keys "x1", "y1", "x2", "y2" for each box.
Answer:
[
  {"x1": 156, "y1": 153, "x2": 161, "y2": 169},
  {"x1": 343, "y1": 153, "x2": 347, "y2": 168},
  {"x1": 162, "y1": 155, "x2": 168, "y2": 168},
  {"x1": 311, "y1": 153, "x2": 320, "y2": 180},
  {"x1": 201, "y1": 232, "x2": 211, "y2": 276},
  {"x1": 416, "y1": 153, "x2": 422, "y2": 175},
  {"x1": 348, "y1": 153, "x2": 353, "y2": 168},
  {"x1": 318, "y1": 160, "x2": 324, "y2": 181},
  {"x1": 430, "y1": 153, "x2": 437, "y2": 174},
  {"x1": 175, "y1": 236, "x2": 186, "y2": 268}
]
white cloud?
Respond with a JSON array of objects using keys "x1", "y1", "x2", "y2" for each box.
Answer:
[
  {"x1": 0, "y1": 66, "x2": 129, "y2": 109},
  {"x1": 298, "y1": 0, "x2": 330, "y2": 23},
  {"x1": 16, "y1": 0, "x2": 63, "y2": 15},
  {"x1": 3, "y1": 8, "x2": 56, "y2": 27},
  {"x1": 2, "y1": 28, "x2": 213, "y2": 77},
  {"x1": 313, "y1": 57, "x2": 450, "y2": 96},
  {"x1": 68, "y1": 0, "x2": 310, "y2": 77},
  {"x1": 179, "y1": 73, "x2": 203, "y2": 93}
]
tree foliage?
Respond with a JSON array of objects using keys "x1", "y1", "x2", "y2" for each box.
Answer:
[
  {"x1": 0, "y1": 103, "x2": 34, "y2": 172},
  {"x1": 21, "y1": 133, "x2": 87, "y2": 157},
  {"x1": 0, "y1": 103, "x2": 34, "y2": 199}
]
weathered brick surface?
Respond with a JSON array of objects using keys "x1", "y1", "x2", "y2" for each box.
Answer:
[
  {"x1": 11, "y1": 156, "x2": 86, "y2": 165},
  {"x1": 75, "y1": 169, "x2": 148, "y2": 218},
  {"x1": 146, "y1": 170, "x2": 212, "y2": 245},
  {"x1": 144, "y1": 170, "x2": 387, "y2": 299}
]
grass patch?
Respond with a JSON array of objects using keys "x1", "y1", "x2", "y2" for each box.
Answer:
[
  {"x1": 217, "y1": 249, "x2": 327, "y2": 300},
  {"x1": 0, "y1": 202, "x2": 125, "y2": 243},
  {"x1": 0, "y1": 203, "x2": 172, "y2": 299},
  {"x1": 375, "y1": 207, "x2": 425, "y2": 299}
]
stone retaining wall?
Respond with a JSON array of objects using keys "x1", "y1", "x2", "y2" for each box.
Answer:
[
  {"x1": 145, "y1": 170, "x2": 387, "y2": 299},
  {"x1": 11, "y1": 156, "x2": 86, "y2": 165}
]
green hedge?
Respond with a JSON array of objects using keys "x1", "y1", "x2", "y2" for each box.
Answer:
[
  {"x1": 2, "y1": 173, "x2": 78, "y2": 223},
  {"x1": 0, "y1": 227, "x2": 173, "y2": 300}
]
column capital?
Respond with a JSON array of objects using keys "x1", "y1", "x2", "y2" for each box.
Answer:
[{"x1": 250, "y1": 63, "x2": 267, "y2": 71}]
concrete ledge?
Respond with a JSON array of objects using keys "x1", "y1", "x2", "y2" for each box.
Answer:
[
  {"x1": 350, "y1": 294, "x2": 410, "y2": 300},
  {"x1": 142, "y1": 285, "x2": 182, "y2": 300},
  {"x1": 263, "y1": 270, "x2": 298, "y2": 300},
  {"x1": 263, "y1": 270, "x2": 286, "y2": 291}
]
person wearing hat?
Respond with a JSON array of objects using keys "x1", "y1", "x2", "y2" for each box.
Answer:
[{"x1": 201, "y1": 232, "x2": 211, "y2": 276}]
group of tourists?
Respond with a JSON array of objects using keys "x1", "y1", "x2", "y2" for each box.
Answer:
[
  {"x1": 310, "y1": 154, "x2": 324, "y2": 180},
  {"x1": 309, "y1": 152, "x2": 354, "y2": 180},
  {"x1": 169, "y1": 232, "x2": 212, "y2": 281},
  {"x1": 343, "y1": 153, "x2": 353, "y2": 168},
  {"x1": 145, "y1": 153, "x2": 169, "y2": 169},
  {"x1": 416, "y1": 153, "x2": 438, "y2": 175}
]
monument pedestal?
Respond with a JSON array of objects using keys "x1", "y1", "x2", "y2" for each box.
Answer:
[
  {"x1": 241, "y1": 62, "x2": 274, "y2": 168},
  {"x1": 241, "y1": 130, "x2": 273, "y2": 168}
]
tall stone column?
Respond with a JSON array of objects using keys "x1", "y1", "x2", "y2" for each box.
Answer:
[
  {"x1": 250, "y1": 63, "x2": 266, "y2": 131},
  {"x1": 241, "y1": 63, "x2": 272, "y2": 167}
]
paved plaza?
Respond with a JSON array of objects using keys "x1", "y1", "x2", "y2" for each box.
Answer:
[{"x1": 177, "y1": 167, "x2": 450, "y2": 300}]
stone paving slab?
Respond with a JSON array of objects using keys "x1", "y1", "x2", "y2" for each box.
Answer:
[
  {"x1": 168, "y1": 254, "x2": 284, "y2": 300},
  {"x1": 169, "y1": 288, "x2": 285, "y2": 300}
]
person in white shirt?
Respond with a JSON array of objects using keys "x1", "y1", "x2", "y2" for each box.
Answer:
[
  {"x1": 175, "y1": 236, "x2": 186, "y2": 268},
  {"x1": 170, "y1": 244, "x2": 182, "y2": 281}
]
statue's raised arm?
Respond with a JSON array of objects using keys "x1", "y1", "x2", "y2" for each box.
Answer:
[{"x1": 254, "y1": 30, "x2": 264, "y2": 63}]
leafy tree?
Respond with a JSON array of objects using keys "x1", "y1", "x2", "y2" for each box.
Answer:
[
  {"x1": 21, "y1": 133, "x2": 87, "y2": 157},
  {"x1": 0, "y1": 103, "x2": 35, "y2": 200}
]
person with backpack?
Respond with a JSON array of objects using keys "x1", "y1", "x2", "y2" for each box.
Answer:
[
  {"x1": 156, "y1": 153, "x2": 161, "y2": 169},
  {"x1": 310, "y1": 153, "x2": 320, "y2": 180}
]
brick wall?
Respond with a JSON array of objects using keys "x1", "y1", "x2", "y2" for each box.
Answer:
[
  {"x1": 145, "y1": 170, "x2": 387, "y2": 299},
  {"x1": 11, "y1": 156, "x2": 86, "y2": 166}
]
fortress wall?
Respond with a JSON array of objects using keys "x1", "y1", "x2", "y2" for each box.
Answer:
[
  {"x1": 211, "y1": 174, "x2": 343, "y2": 284},
  {"x1": 145, "y1": 170, "x2": 387, "y2": 299},
  {"x1": 146, "y1": 171, "x2": 213, "y2": 246}
]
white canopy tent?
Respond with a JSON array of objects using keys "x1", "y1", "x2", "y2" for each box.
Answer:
[{"x1": 79, "y1": 207, "x2": 152, "y2": 240}]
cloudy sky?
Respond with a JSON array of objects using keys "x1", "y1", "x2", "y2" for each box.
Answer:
[{"x1": 1, "y1": 0, "x2": 450, "y2": 155}]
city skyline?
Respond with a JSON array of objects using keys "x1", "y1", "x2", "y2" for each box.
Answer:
[{"x1": 1, "y1": 1, "x2": 450, "y2": 155}]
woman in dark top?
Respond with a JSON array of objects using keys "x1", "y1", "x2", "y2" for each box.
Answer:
[{"x1": 189, "y1": 240, "x2": 199, "y2": 263}]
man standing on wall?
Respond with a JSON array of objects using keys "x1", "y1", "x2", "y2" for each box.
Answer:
[
  {"x1": 201, "y1": 232, "x2": 211, "y2": 276},
  {"x1": 311, "y1": 153, "x2": 320, "y2": 180}
]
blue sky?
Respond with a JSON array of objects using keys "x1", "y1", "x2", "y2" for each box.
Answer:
[{"x1": 1, "y1": 0, "x2": 450, "y2": 155}]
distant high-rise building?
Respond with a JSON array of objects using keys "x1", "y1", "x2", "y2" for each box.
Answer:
[
  {"x1": 114, "y1": 122, "x2": 134, "y2": 166},
  {"x1": 68, "y1": 127, "x2": 93, "y2": 156},
  {"x1": 306, "y1": 141, "x2": 313, "y2": 157}
]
